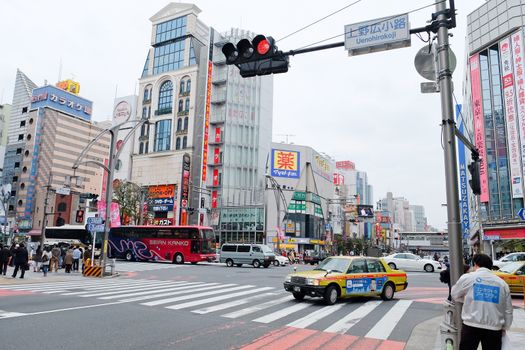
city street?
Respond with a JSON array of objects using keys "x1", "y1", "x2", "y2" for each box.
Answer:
[{"x1": 0, "y1": 261, "x2": 478, "y2": 350}]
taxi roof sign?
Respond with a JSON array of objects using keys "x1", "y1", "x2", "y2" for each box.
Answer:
[{"x1": 344, "y1": 13, "x2": 411, "y2": 56}]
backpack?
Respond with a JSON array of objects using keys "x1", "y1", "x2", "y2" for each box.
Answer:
[{"x1": 42, "y1": 253, "x2": 49, "y2": 263}]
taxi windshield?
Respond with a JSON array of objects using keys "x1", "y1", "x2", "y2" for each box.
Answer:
[
  {"x1": 499, "y1": 262, "x2": 523, "y2": 274},
  {"x1": 315, "y1": 258, "x2": 349, "y2": 273}
]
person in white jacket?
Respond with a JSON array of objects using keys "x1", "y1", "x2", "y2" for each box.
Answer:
[{"x1": 451, "y1": 253, "x2": 513, "y2": 350}]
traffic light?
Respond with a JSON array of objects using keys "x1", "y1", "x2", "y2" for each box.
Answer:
[
  {"x1": 221, "y1": 34, "x2": 289, "y2": 78},
  {"x1": 76, "y1": 209, "x2": 85, "y2": 223},
  {"x1": 468, "y1": 159, "x2": 481, "y2": 195}
]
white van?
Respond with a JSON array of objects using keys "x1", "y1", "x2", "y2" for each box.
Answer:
[{"x1": 219, "y1": 244, "x2": 276, "y2": 268}]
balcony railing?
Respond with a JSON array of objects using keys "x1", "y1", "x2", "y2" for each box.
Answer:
[
  {"x1": 155, "y1": 108, "x2": 172, "y2": 116},
  {"x1": 142, "y1": 98, "x2": 151, "y2": 104},
  {"x1": 177, "y1": 110, "x2": 189, "y2": 116}
]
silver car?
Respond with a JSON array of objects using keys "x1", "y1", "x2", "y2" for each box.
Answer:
[{"x1": 219, "y1": 243, "x2": 275, "y2": 268}]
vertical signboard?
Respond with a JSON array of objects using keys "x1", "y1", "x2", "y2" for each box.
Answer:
[
  {"x1": 500, "y1": 37, "x2": 524, "y2": 198},
  {"x1": 470, "y1": 54, "x2": 490, "y2": 202},
  {"x1": 512, "y1": 30, "x2": 525, "y2": 198},
  {"x1": 211, "y1": 190, "x2": 218, "y2": 209},
  {"x1": 201, "y1": 28, "x2": 214, "y2": 183},
  {"x1": 180, "y1": 153, "x2": 191, "y2": 225},
  {"x1": 456, "y1": 104, "x2": 470, "y2": 241}
]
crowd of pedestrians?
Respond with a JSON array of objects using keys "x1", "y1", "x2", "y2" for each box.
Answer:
[{"x1": 0, "y1": 242, "x2": 93, "y2": 279}]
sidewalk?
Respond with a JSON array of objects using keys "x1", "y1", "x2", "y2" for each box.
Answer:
[
  {"x1": 405, "y1": 307, "x2": 525, "y2": 350},
  {"x1": 0, "y1": 268, "x2": 87, "y2": 285}
]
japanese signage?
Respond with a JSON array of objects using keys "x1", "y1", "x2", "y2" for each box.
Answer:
[
  {"x1": 470, "y1": 54, "x2": 490, "y2": 202},
  {"x1": 213, "y1": 148, "x2": 220, "y2": 164},
  {"x1": 500, "y1": 37, "x2": 524, "y2": 198},
  {"x1": 30, "y1": 85, "x2": 92, "y2": 121},
  {"x1": 456, "y1": 104, "x2": 470, "y2": 241},
  {"x1": 202, "y1": 29, "x2": 214, "y2": 182},
  {"x1": 344, "y1": 14, "x2": 410, "y2": 56},
  {"x1": 484, "y1": 228, "x2": 525, "y2": 240},
  {"x1": 152, "y1": 218, "x2": 174, "y2": 226},
  {"x1": 151, "y1": 204, "x2": 174, "y2": 212},
  {"x1": 215, "y1": 127, "x2": 221, "y2": 142},
  {"x1": 211, "y1": 190, "x2": 218, "y2": 209},
  {"x1": 271, "y1": 149, "x2": 300, "y2": 178},
  {"x1": 110, "y1": 202, "x2": 121, "y2": 228},
  {"x1": 113, "y1": 100, "x2": 131, "y2": 125},
  {"x1": 56, "y1": 80, "x2": 80, "y2": 95},
  {"x1": 333, "y1": 173, "x2": 344, "y2": 185},
  {"x1": 313, "y1": 152, "x2": 332, "y2": 181},
  {"x1": 512, "y1": 29, "x2": 525, "y2": 199},
  {"x1": 181, "y1": 154, "x2": 191, "y2": 208},
  {"x1": 336, "y1": 160, "x2": 355, "y2": 170},
  {"x1": 219, "y1": 207, "x2": 264, "y2": 224},
  {"x1": 148, "y1": 185, "x2": 175, "y2": 199},
  {"x1": 213, "y1": 168, "x2": 219, "y2": 187},
  {"x1": 148, "y1": 198, "x2": 174, "y2": 205}
]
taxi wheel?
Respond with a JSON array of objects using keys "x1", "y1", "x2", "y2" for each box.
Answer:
[
  {"x1": 388, "y1": 263, "x2": 397, "y2": 270},
  {"x1": 293, "y1": 292, "x2": 305, "y2": 301},
  {"x1": 324, "y1": 285, "x2": 339, "y2": 305},
  {"x1": 381, "y1": 282, "x2": 395, "y2": 301},
  {"x1": 424, "y1": 264, "x2": 434, "y2": 273}
]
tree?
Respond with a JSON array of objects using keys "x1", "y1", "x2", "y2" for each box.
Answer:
[{"x1": 112, "y1": 181, "x2": 148, "y2": 225}]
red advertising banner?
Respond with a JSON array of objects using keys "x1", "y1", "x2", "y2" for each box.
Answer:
[
  {"x1": 484, "y1": 228, "x2": 525, "y2": 240},
  {"x1": 110, "y1": 202, "x2": 121, "y2": 228},
  {"x1": 211, "y1": 191, "x2": 218, "y2": 208},
  {"x1": 148, "y1": 184, "x2": 175, "y2": 199},
  {"x1": 201, "y1": 61, "x2": 213, "y2": 181},
  {"x1": 333, "y1": 173, "x2": 344, "y2": 185},
  {"x1": 215, "y1": 127, "x2": 221, "y2": 142},
  {"x1": 470, "y1": 54, "x2": 490, "y2": 202},
  {"x1": 213, "y1": 168, "x2": 219, "y2": 187},
  {"x1": 214, "y1": 148, "x2": 220, "y2": 164},
  {"x1": 512, "y1": 29, "x2": 525, "y2": 199},
  {"x1": 336, "y1": 160, "x2": 355, "y2": 170}
]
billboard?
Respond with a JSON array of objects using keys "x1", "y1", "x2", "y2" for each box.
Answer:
[
  {"x1": 357, "y1": 205, "x2": 374, "y2": 217},
  {"x1": 271, "y1": 149, "x2": 300, "y2": 178},
  {"x1": 148, "y1": 185, "x2": 175, "y2": 199},
  {"x1": 456, "y1": 104, "x2": 470, "y2": 241},
  {"x1": 30, "y1": 85, "x2": 92, "y2": 121},
  {"x1": 470, "y1": 54, "x2": 490, "y2": 202},
  {"x1": 336, "y1": 160, "x2": 355, "y2": 170},
  {"x1": 512, "y1": 29, "x2": 525, "y2": 198}
]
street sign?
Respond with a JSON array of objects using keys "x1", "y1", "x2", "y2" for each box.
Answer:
[
  {"x1": 414, "y1": 44, "x2": 457, "y2": 81},
  {"x1": 518, "y1": 208, "x2": 525, "y2": 220},
  {"x1": 87, "y1": 217, "x2": 104, "y2": 225},
  {"x1": 56, "y1": 187, "x2": 71, "y2": 195},
  {"x1": 344, "y1": 13, "x2": 411, "y2": 56},
  {"x1": 87, "y1": 223, "x2": 105, "y2": 233}
]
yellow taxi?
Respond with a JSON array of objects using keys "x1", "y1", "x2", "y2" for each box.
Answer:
[
  {"x1": 493, "y1": 261, "x2": 525, "y2": 294},
  {"x1": 283, "y1": 256, "x2": 408, "y2": 305}
]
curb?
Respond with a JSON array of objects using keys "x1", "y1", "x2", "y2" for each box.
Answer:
[{"x1": 404, "y1": 315, "x2": 442, "y2": 350}]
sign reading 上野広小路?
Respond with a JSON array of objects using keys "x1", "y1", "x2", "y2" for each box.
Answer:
[{"x1": 344, "y1": 13, "x2": 411, "y2": 56}]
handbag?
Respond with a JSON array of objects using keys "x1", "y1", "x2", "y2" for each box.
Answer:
[
  {"x1": 24, "y1": 263, "x2": 30, "y2": 271},
  {"x1": 501, "y1": 332, "x2": 511, "y2": 350}
]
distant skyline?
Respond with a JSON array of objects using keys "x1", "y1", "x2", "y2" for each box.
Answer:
[{"x1": 0, "y1": 0, "x2": 485, "y2": 230}]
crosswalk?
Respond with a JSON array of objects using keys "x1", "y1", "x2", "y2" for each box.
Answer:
[
  {"x1": 112, "y1": 261, "x2": 180, "y2": 273},
  {"x1": 0, "y1": 278, "x2": 437, "y2": 342}
]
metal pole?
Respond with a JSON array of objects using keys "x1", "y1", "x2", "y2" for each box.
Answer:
[
  {"x1": 101, "y1": 129, "x2": 116, "y2": 275},
  {"x1": 39, "y1": 175, "x2": 52, "y2": 249},
  {"x1": 435, "y1": 0, "x2": 463, "y2": 348},
  {"x1": 276, "y1": 185, "x2": 281, "y2": 252}
]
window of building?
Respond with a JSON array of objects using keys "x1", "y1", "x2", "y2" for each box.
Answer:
[
  {"x1": 27, "y1": 134, "x2": 32, "y2": 141},
  {"x1": 11, "y1": 190, "x2": 16, "y2": 196},
  {"x1": 155, "y1": 16, "x2": 187, "y2": 44},
  {"x1": 184, "y1": 98, "x2": 190, "y2": 111},
  {"x1": 140, "y1": 124, "x2": 148, "y2": 137},
  {"x1": 176, "y1": 137, "x2": 181, "y2": 150},
  {"x1": 17, "y1": 200, "x2": 23, "y2": 207},
  {"x1": 178, "y1": 99, "x2": 183, "y2": 112},
  {"x1": 139, "y1": 142, "x2": 144, "y2": 154},
  {"x1": 145, "y1": 141, "x2": 149, "y2": 153},
  {"x1": 189, "y1": 39, "x2": 197, "y2": 66},
  {"x1": 18, "y1": 134, "x2": 23, "y2": 141},
  {"x1": 153, "y1": 40, "x2": 186, "y2": 75},
  {"x1": 22, "y1": 166, "x2": 28, "y2": 173},
  {"x1": 182, "y1": 136, "x2": 187, "y2": 149},
  {"x1": 57, "y1": 203, "x2": 67, "y2": 212},
  {"x1": 16, "y1": 148, "x2": 22, "y2": 154},
  {"x1": 22, "y1": 107, "x2": 28, "y2": 114},
  {"x1": 142, "y1": 106, "x2": 148, "y2": 119},
  {"x1": 8, "y1": 205, "x2": 14, "y2": 211},
  {"x1": 29, "y1": 118, "x2": 34, "y2": 124},
  {"x1": 183, "y1": 117, "x2": 188, "y2": 130},
  {"x1": 20, "y1": 183, "x2": 25, "y2": 190},
  {"x1": 177, "y1": 118, "x2": 182, "y2": 131},
  {"x1": 141, "y1": 54, "x2": 149, "y2": 78},
  {"x1": 20, "y1": 120, "x2": 26, "y2": 127},
  {"x1": 143, "y1": 85, "x2": 152, "y2": 102},
  {"x1": 180, "y1": 80, "x2": 185, "y2": 95},
  {"x1": 24, "y1": 150, "x2": 29, "y2": 157},
  {"x1": 186, "y1": 79, "x2": 191, "y2": 93},
  {"x1": 157, "y1": 80, "x2": 173, "y2": 113},
  {"x1": 12, "y1": 176, "x2": 18, "y2": 182},
  {"x1": 14, "y1": 162, "x2": 20, "y2": 168},
  {"x1": 154, "y1": 119, "x2": 172, "y2": 152}
]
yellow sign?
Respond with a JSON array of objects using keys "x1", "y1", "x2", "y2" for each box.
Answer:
[
  {"x1": 310, "y1": 240, "x2": 319, "y2": 244},
  {"x1": 56, "y1": 80, "x2": 80, "y2": 95}
]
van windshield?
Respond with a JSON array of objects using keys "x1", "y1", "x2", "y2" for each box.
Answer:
[{"x1": 261, "y1": 245, "x2": 273, "y2": 253}]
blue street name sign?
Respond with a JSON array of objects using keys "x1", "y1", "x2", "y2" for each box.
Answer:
[
  {"x1": 518, "y1": 208, "x2": 525, "y2": 221},
  {"x1": 87, "y1": 217, "x2": 104, "y2": 225}
]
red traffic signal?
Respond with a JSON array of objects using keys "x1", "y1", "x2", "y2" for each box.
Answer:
[{"x1": 222, "y1": 34, "x2": 277, "y2": 65}]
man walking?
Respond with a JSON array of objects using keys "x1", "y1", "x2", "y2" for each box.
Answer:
[
  {"x1": 50, "y1": 244, "x2": 61, "y2": 272},
  {"x1": 451, "y1": 253, "x2": 513, "y2": 350},
  {"x1": 0, "y1": 243, "x2": 12, "y2": 275},
  {"x1": 72, "y1": 246, "x2": 81, "y2": 272},
  {"x1": 11, "y1": 243, "x2": 28, "y2": 279}
]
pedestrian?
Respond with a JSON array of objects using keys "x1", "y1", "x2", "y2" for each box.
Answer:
[
  {"x1": 64, "y1": 248, "x2": 73, "y2": 273},
  {"x1": 11, "y1": 243, "x2": 29, "y2": 279},
  {"x1": 451, "y1": 253, "x2": 513, "y2": 350},
  {"x1": 0, "y1": 243, "x2": 12, "y2": 276},
  {"x1": 9, "y1": 243, "x2": 17, "y2": 267},
  {"x1": 50, "y1": 244, "x2": 61, "y2": 272},
  {"x1": 72, "y1": 246, "x2": 81, "y2": 271},
  {"x1": 83, "y1": 245, "x2": 92, "y2": 267},
  {"x1": 33, "y1": 247, "x2": 42, "y2": 272},
  {"x1": 41, "y1": 247, "x2": 51, "y2": 277},
  {"x1": 60, "y1": 245, "x2": 66, "y2": 269}
]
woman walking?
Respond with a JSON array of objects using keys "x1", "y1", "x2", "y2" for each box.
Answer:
[{"x1": 41, "y1": 247, "x2": 51, "y2": 277}]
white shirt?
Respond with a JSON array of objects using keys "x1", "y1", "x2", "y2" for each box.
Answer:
[{"x1": 73, "y1": 249, "x2": 81, "y2": 259}]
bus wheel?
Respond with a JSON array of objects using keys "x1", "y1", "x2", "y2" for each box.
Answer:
[
  {"x1": 174, "y1": 253, "x2": 184, "y2": 264},
  {"x1": 125, "y1": 251, "x2": 134, "y2": 261}
]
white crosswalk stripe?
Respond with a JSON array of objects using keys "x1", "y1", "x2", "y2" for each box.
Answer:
[
  {"x1": 287, "y1": 304, "x2": 345, "y2": 328},
  {"x1": 324, "y1": 301, "x2": 382, "y2": 334},
  {"x1": 113, "y1": 262, "x2": 180, "y2": 272},
  {"x1": 142, "y1": 285, "x2": 254, "y2": 306},
  {"x1": 222, "y1": 296, "x2": 292, "y2": 319},
  {"x1": 191, "y1": 292, "x2": 280, "y2": 315},
  {"x1": 119, "y1": 283, "x2": 230, "y2": 302},
  {"x1": 365, "y1": 300, "x2": 412, "y2": 340},
  {"x1": 78, "y1": 281, "x2": 182, "y2": 298},
  {"x1": 252, "y1": 302, "x2": 312, "y2": 323},
  {"x1": 166, "y1": 287, "x2": 275, "y2": 310},
  {"x1": 99, "y1": 282, "x2": 208, "y2": 300}
]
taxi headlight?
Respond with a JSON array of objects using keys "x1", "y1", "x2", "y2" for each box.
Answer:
[
  {"x1": 306, "y1": 278, "x2": 319, "y2": 286},
  {"x1": 285, "y1": 275, "x2": 292, "y2": 282}
]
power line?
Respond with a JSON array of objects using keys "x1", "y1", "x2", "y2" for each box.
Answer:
[
  {"x1": 295, "y1": 0, "x2": 447, "y2": 51},
  {"x1": 276, "y1": 0, "x2": 364, "y2": 43}
]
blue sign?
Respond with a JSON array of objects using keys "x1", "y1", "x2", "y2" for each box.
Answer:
[
  {"x1": 151, "y1": 204, "x2": 173, "y2": 212},
  {"x1": 271, "y1": 149, "x2": 300, "y2": 178},
  {"x1": 87, "y1": 223, "x2": 105, "y2": 233},
  {"x1": 87, "y1": 217, "x2": 104, "y2": 225},
  {"x1": 518, "y1": 208, "x2": 525, "y2": 221},
  {"x1": 346, "y1": 277, "x2": 386, "y2": 293},
  {"x1": 456, "y1": 104, "x2": 470, "y2": 241},
  {"x1": 473, "y1": 283, "x2": 500, "y2": 303},
  {"x1": 148, "y1": 198, "x2": 175, "y2": 205},
  {"x1": 30, "y1": 86, "x2": 92, "y2": 121}
]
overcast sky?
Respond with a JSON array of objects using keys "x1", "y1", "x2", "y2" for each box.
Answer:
[{"x1": 1, "y1": 0, "x2": 484, "y2": 230}]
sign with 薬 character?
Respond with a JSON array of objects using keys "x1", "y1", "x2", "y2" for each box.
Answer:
[{"x1": 271, "y1": 149, "x2": 300, "y2": 178}]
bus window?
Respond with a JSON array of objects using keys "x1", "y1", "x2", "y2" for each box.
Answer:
[
  {"x1": 157, "y1": 229, "x2": 171, "y2": 238},
  {"x1": 191, "y1": 240, "x2": 200, "y2": 254}
]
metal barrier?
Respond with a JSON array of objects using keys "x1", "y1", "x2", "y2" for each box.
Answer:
[
  {"x1": 440, "y1": 300, "x2": 459, "y2": 350},
  {"x1": 83, "y1": 265, "x2": 102, "y2": 277}
]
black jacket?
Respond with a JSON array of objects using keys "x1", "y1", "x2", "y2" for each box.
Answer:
[
  {"x1": 14, "y1": 247, "x2": 29, "y2": 265},
  {"x1": 0, "y1": 247, "x2": 11, "y2": 262}
]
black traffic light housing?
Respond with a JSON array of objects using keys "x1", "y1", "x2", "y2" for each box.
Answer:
[
  {"x1": 221, "y1": 34, "x2": 289, "y2": 78},
  {"x1": 468, "y1": 157, "x2": 481, "y2": 195}
]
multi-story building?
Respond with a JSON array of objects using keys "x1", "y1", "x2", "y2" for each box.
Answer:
[
  {"x1": 410, "y1": 204, "x2": 427, "y2": 232},
  {"x1": 2, "y1": 69, "x2": 38, "y2": 232},
  {"x1": 131, "y1": 3, "x2": 274, "y2": 236},
  {"x1": 16, "y1": 84, "x2": 110, "y2": 238},
  {"x1": 0, "y1": 103, "x2": 11, "y2": 176},
  {"x1": 463, "y1": 0, "x2": 525, "y2": 253}
]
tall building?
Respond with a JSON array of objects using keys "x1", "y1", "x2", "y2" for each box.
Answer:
[
  {"x1": 410, "y1": 204, "x2": 427, "y2": 232},
  {"x1": 463, "y1": 0, "x2": 525, "y2": 251},
  {"x1": 2, "y1": 69, "x2": 38, "y2": 231},
  {"x1": 16, "y1": 84, "x2": 110, "y2": 237},
  {"x1": 0, "y1": 103, "x2": 11, "y2": 176},
  {"x1": 131, "y1": 3, "x2": 274, "y2": 234}
]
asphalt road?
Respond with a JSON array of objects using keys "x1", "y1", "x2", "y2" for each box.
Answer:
[{"x1": 0, "y1": 261, "x2": 447, "y2": 350}]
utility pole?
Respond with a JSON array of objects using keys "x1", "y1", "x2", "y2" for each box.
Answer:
[{"x1": 39, "y1": 175, "x2": 53, "y2": 249}]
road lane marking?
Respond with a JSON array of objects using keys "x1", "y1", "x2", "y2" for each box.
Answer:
[
  {"x1": 252, "y1": 302, "x2": 312, "y2": 323},
  {"x1": 118, "y1": 283, "x2": 230, "y2": 302},
  {"x1": 365, "y1": 300, "x2": 412, "y2": 339},
  {"x1": 166, "y1": 287, "x2": 274, "y2": 310},
  {"x1": 98, "y1": 282, "x2": 208, "y2": 300},
  {"x1": 192, "y1": 292, "x2": 280, "y2": 314},
  {"x1": 141, "y1": 285, "x2": 253, "y2": 306},
  {"x1": 222, "y1": 296, "x2": 292, "y2": 319},
  {"x1": 61, "y1": 280, "x2": 182, "y2": 295},
  {"x1": 78, "y1": 281, "x2": 179, "y2": 297},
  {"x1": 324, "y1": 301, "x2": 382, "y2": 334},
  {"x1": 287, "y1": 304, "x2": 345, "y2": 328}
]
